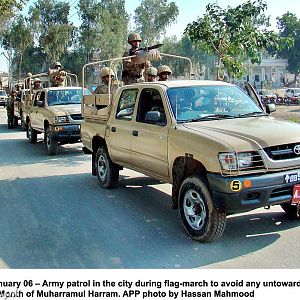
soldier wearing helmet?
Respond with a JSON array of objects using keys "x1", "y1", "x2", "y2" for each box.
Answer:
[
  {"x1": 93, "y1": 67, "x2": 116, "y2": 94},
  {"x1": 6, "y1": 90, "x2": 17, "y2": 129},
  {"x1": 157, "y1": 65, "x2": 172, "y2": 81},
  {"x1": 33, "y1": 78, "x2": 42, "y2": 90},
  {"x1": 48, "y1": 61, "x2": 67, "y2": 87},
  {"x1": 122, "y1": 32, "x2": 151, "y2": 85},
  {"x1": 145, "y1": 66, "x2": 157, "y2": 82}
]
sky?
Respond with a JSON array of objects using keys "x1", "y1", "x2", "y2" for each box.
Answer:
[{"x1": 0, "y1": 0, "x2": 299, "y2": 73}]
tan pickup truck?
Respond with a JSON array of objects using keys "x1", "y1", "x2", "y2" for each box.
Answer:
[
  {"x1": 27, "y1": 86, "x2": 91, "y2": 155},
  {"x1": 81, "y1": 77, "x2": 300, "y2": 242}
]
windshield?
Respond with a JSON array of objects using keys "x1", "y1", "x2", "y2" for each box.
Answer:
[
  {"x1": 167, "y1": 85, "x2": 264, "y2": 122},
  {"x1": 0, "y1": 90, "x2": 7, "y2": 96},
  {"x1": 47, "y1": 88, "x2": 91, "y2": 106}
]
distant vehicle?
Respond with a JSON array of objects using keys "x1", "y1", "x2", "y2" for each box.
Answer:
[
  {"x1": 285, "y1": 88, "x2": 300, "y2": 105},
  {"x1": 0, "y1": 90, "x2": 8, "y2": 106},
  {"x1": 27, "y1": 86, "x2": 91, "y2": 155}
]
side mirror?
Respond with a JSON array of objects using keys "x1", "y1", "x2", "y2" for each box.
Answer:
[
  {"x1": 145, "y1": 111, "x2": 161, "y2": 123},
  {"x1": 266, "y1": 103, "x2": 276, "y2": 114},
  {"x1": 37, "y1": 100, "x2": 44, "y2": 107}
]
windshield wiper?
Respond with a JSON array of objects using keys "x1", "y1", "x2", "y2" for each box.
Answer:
[
  {"x1": 181, "y1": 113, "x2": 235, "y2": 123},
  {"x1": 237, "y1": 111, "x2": 266, "y2": 118}
]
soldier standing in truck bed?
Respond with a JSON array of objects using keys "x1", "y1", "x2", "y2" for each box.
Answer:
[
  {"x1": 48, "y1": 62, "x2": 67, "y2": 87},
  {"x1": 93, "y1": 67, "x2": 116, "y2": 94},
  {"x1": 122, "y1": 33, "x2": 151, "y2": 85}
]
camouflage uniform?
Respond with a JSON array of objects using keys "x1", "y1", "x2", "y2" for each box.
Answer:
[
  {"x1": 6, "y1": 93, "x2": 16, "y2": 129},
  {"x1": 48, "y1": 62, "x2": 67, "y2": 87},
  {"x1": 93, "y1": 67, "x2": 116, "y2": 94},
  {"x1": 122, "y1": 33, "x2": 150, "y2": 85}
]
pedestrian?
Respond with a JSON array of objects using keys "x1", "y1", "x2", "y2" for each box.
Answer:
[
  {"x1": 93, "y1": 67, "x2": 116, "y2": 94},
  {"x1": 6, "y1": 90, "x2": 17, "y2": 129},
  {"x1": 157, "y1": 65, "x2": 172, "y2": 81}
]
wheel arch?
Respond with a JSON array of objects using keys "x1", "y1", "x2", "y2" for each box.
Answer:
[
  {"x1": 171, "y1": 156, "x2": 208, "y2": 209},
  {"x1": 91, "y1": 136, "x2": 107, "y2": 176}
]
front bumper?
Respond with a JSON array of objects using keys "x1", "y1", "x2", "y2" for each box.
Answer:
[
  {"x1": 51, "y1": 124, "x2": 81, "y2": 144},
  {"x1": 207, "y1": 169, "x2": 300, "y2": 214}
]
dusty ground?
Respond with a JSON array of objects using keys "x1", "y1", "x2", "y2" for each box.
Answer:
[{"x1": 271, "y1": 104, "x2": 300, "y2": 123}]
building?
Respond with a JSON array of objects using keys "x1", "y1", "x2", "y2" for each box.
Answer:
[{"x1": 243, "y1": 58, "x2": 289, "y2": 89}]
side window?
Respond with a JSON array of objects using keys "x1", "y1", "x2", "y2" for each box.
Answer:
[
  {"x1": 116, "y1": 89, "x2": 138, "y2": 120},
  {"x1": 136, "y1": 88, "x2": 166, "y2": 126},
  {"x1": 33, "y1": 92, "x2": 41, "y2": 106},
  {"x1": 39, "y1": 91, "x2": 46, "y2": 103}
]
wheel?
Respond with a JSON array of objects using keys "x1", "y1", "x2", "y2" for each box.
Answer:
[
  {"x1": 178, "y1": 175, "x2": 226, "y2": 242},
  {"x1": 27, "y1": 121, "x2": 37, "y2": 143},
  {"x1": 45, "y1": 127, "x2": 58, "y2": 155},
  {"x1": 95, "y1": 147, "x2": 119, "y2": 188},
  {"x1": 281, "y1": 203, "x2": 300, "y2": 219}
]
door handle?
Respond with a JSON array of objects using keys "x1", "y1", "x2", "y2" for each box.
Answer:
[
  {"x1": 132, "y1": 130, "x2": 138, "y2": 136},
  {"x1": 111, "y1": 126, "x2": 116, "y2": 132}
]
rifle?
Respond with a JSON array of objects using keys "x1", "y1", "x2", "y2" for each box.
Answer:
[{"x1": 139, "y1": 43, "x2": 164, "y2": 51}]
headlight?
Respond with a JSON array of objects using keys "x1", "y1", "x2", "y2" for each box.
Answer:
[
  {"x1": 54, "y1": 116, "x2": 69, "y2": 124},
  {"x1": 218, "y1": 152, "x2": 253, "y2": 171}
]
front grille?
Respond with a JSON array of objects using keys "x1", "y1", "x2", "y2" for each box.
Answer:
[
  {"x1": 264, "y1": 143, "x2": 300, "y2": 160},
  {"x1": 70, "y1": 114, "x2": 83, "y2": 120}
]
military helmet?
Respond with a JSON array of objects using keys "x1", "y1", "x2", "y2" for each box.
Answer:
[
  {"x1": 128, "y1": 32, "x2": 142, "y2": 43},
  {"x1": 27, "y1": 72, "x2": 32, "y2": 77},
  {"x1": 157, "y1": 65, "x2": 172, "y2": 75},
  {"x1": 100, "y1": 67, "x2": 115, "y2": 78},
  {"x1": 146, "y1": 67, "x2": 157, "y2": 76},
  {"x1": 33, "y1": 78, "x2": 41, "y2": 83},
  {"x1": 54, "y1": 61, "x2": 62, "y2": 68}
]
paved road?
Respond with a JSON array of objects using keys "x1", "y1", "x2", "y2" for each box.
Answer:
[{"x1": 0, "y1": 107, "x2": 299, "y2": 269}]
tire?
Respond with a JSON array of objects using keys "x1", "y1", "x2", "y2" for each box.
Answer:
[
  {"x1": 27, "y1": 121, "x2": 37, "y2": 143},
  {"x1": 178, "y1": 175, "x2": 226, "y2": 242},
  {"x1": 95, "y1": 147, "x2": 119, "y2": 188},
  {"x1": 45, "y1": 127, "x2": 58, "y2": 155},
  {"x1": 281, "y1": 203, "x2": 300, "y2": 219}
]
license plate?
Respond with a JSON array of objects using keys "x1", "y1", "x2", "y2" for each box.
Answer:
[
  {"x1": 284, "y1": 172, "x2": 300, "y2": 184},
  {"x1": 292, "y1": 185, "x2": 300, "y2": 204}
]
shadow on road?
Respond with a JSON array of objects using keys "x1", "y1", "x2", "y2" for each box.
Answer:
[{"x1": 0, "y1": 172, "x2": 299, "y2": 269}]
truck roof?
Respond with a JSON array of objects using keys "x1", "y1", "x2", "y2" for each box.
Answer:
[
  {"x1": 41, "y1": 86, "x2": 82, "y2": 91},
  {"x1": 127, "y1": 80, "x2": 232, "y2": 88}
]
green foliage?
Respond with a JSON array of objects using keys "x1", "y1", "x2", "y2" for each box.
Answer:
[
  {"x1": 159, "y1": 35, "x2": 214, "y2": 78},
  {"x1": 276, "y1": 12, "x2": 300, "y2": 81},
  {"x1": 184, "y1": 0, "x2": 282, "y2": 80},
  {"x1": 78, "y1": 0, "x2": 129, "y2": 62},
  {"x1": 134, "y1": 0, "x2": 179, "y2": 45},
  {"x1": 28, "y1": 0, "x2": 75, "y2": 65},
  {"x1": 1, "y1": 15, "x2": 34, "y2": 78}
]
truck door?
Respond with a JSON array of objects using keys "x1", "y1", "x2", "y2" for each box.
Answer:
[
  {"x1": 130, "y1": 88, "x2": 169, "y2": 179},
  {"x1": 31, "y1": 91, "x2": 46, "y2": 130},
  {"x1": 107, "y1": 88, "x2": 139, "y2": 165}
]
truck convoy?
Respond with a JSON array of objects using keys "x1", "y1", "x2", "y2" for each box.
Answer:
[
  {"x1": 80, "y1": 56, "x2": 300, "y2": 242},
  {"x1": 14, "y1": 72, "x2": 91, "y2": 155}
]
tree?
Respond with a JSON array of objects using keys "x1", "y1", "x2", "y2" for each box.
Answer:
[
  {"x1": 0, "y1": 0, "x2": 26, "y2": 34},
  {"x1": 276, "y1": 12, "x2": 300, "y2": 84},
  {"x1": 28, "y1": 0, "x2": 75, "y2": 66},
  {"x1": 78, "y1": 0, "x2": 129, "y2": 63},
  {"x1": 1, "y1": 15, "x2": 34, "y2": 79},
  {"x1": 184, "y1": 0, "x2": 283, "y2": 80},
  {"x1": 134, "y1": 0, "x2": 179, "y2": 45},
  {"x1": 159, "y1": 35, "x2": 214, "y2": 78}
]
